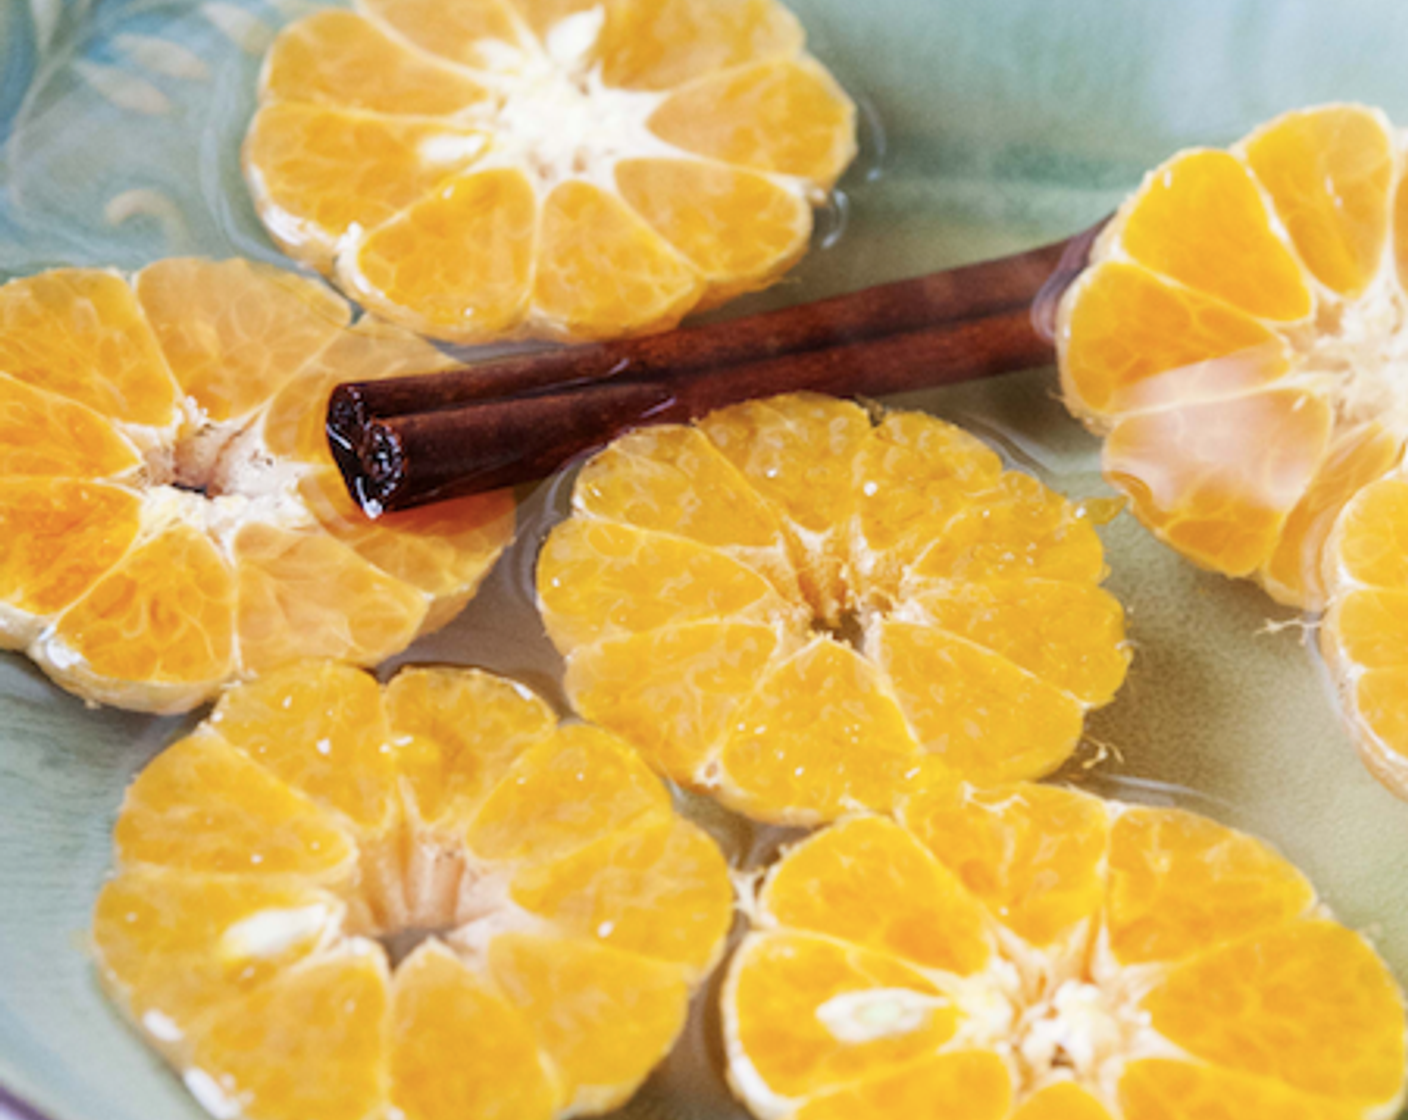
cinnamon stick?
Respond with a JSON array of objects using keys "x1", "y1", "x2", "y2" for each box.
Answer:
[{"x1": 328, "y1": 221, "x2": 1102, "y2": 514}]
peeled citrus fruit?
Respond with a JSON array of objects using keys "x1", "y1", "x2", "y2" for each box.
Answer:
[
  {"x1": 0, "y1": 259, "x2": 513, "y2": 713},
  {"x1": 536, "y1": 391, "x2": 1129, "y2": 826},
  {"x1": 723, "y1": 780, "x2": 1407, "y2": 1120},
  {"x1": 92, "y1": 660, "x2": 733, "y2": 1120},
  {"x1": 1057, "y1": 102, "x2": 1408, "y2": 610},
  {"x1": 242, "y1": 0, "x2": 856, "y2": 343}
]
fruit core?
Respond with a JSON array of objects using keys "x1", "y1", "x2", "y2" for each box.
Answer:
[
  {"x1": 818, "y1": 956, "x2": 1156, "y2": 1096},
  {"x1": 442, "y1": 11, "x2": 667, "y2": 190},
  {"x1": 1308, "y1": 279, "x2": 1408, "y2": 431}
]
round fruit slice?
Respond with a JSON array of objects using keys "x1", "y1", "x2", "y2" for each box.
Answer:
[
  {"x1": 536, "y1": 392, "x2": 1129, "y2": 825},
  {"x1": 1056, "y1": 102, "x2": 1408, "y2": 611},
  {"x1": 93, "y1": 661, "x2": 734, "y2": 1120},
  {"x1": 242, "y1": 0, "x2": 856, "y2": 343},
  {"x1": 722, "y1": 781, "x2": 1407, "y2": 1120},
  {"x1": 0, "y1": 259, "x2": 514, "y2": 712}
]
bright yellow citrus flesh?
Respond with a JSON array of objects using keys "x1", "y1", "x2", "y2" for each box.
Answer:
[
  {"x1": 93, "y1": 661, "x2": 734, "y2": 1120},
  {"x1": 243, "y1": 0, "x2": 856, "y2": 344},
  {"x1": 0, "y1": 259, "x2": 513, "y2": 712},
  {"x1": 722, "y1": 780, "x2": 1407, "y2": 1120},
  {"x1": 1057, "y1": 102, "x2": 1408, "y2": 611},
  {"x1": 536, "y1": 392, "x2": 1130, "y2": 826}
]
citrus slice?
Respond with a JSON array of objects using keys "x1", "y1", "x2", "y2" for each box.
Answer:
[
  {"x1": 243, "y1": 0, "x2": 856, "y2": 343},
  {"x1": 537, "y1": 392, "x2": 1129, "y2": 825},
  {"x1": 1056, "y1": 102, "x2": 1408, "y2": 610},
  {"x1": 722, "y1": 781, "x2": 1407, "y2": 1120},
  {"x1": 93, "y1": 661, "x2": 734, "y2": 1120},
  {"x1": 0, "y1": 259, "x2": 513, "y2": 712}
]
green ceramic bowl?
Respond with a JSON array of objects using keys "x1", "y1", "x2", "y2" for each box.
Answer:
[{"x1": 4, "y1": 1, "x2": 1408, "y2": 1118}]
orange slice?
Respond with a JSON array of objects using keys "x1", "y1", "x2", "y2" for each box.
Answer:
[
  {"x1": 93, "y1": 661, "x2": 733, "y2": 1120},
  {"x1": 722, "y1": 781, "x2": 1407, "y2": 1120},
  {"x1": 0, "y1": 260, "x2": 513, "y2": 712},
  {"x1": 243, "y1": 0, "x2": 855, "y2": 342},
  {"x1": 537, "y1": 392, "x2": 1129, "y2": 825},
  {"x1": 1057, "y1": 102, "x2": 1408, "y2": 610}
]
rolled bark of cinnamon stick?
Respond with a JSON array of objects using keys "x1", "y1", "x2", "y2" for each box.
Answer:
[{"x1": 328, "y1": 221, "x2": 1102, "y2": 514}]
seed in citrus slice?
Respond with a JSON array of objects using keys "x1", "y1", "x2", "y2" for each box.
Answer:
[
  {"x1": 243, "y1": 0, "x2": 856, "y2": 342},
  {"x1": 1056, "y1": 102, "x2": 1408, "y2": 610},
  {"x1": 93, "y1": 662, "x2": 733, "y2": 1120},
  {"x1": 722, "y1": 780, "x2": 1407, "y2": 1120},
  {"x1": 538, "y1": 391, "x2": 1129, "y2": 825},
  {"x1": 0, "y1": 260, "x2": 514, "y2": 713}
]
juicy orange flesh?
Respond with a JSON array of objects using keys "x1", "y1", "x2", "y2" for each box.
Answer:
[
  {"x1": 244, "y1": 0, "x2": 855, "y2": 343},
  {"x1": 1059, "y1": 102, "x2": 1408, "y2": 613},
  {"x1": 0, "y1": 259, "x2": 513, "y2": 714},
  {"x1": 724, "y1": 783, "x2": 1407, "y2": 1118},
  {"x1": 538, "y1": 392, "x2": 1128, "y2": 825},
  {"x1": 94, "y1": 663, "x2": 733, "y2": 1120}
]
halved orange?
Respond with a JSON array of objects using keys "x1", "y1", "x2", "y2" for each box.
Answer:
[
  {"x1": 536, "y1": 392, "x2": 1129, "y2": 825},
  {"x1": 0, "y1": 259, "x2": 513, "y2": 712},
  {"x1": 243, "y1": 0, "x2": 856, "y2": 342},
  {"x1": 93, "y1": 661, "x2": 734, "y2": 1120},
  {"x1": 722, "y1": 780, "x2": 1407, "y2": 1119},
  {"x1": 1057, "y1": 102, "x2": 1408, "y2": 611}
]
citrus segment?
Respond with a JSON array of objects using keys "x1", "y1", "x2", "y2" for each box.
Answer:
[
  {"x1": 1105, "y1": 807, "x2": 1315, "y2": 965},
  {"x1": 1118, "y1": 150, "x2": 1313, "y2": 322},
  {"x1": 113, "y1": 730, "x2": 356, "y2": 880},
  {"x1": 718, "y1": 638, "x2": 921, "y2": 824},
  {"x1": 565, "y1": 620, "x2": 786, "y2": 777},
  {"x1": 1143, "y1": 920, "x2": 1406, "y2": 1103},
  {"x1": 1103, "y1": 389, "x2": 1333, "y2": 577},
  {"x1": 507, "y1": 815, "x2": 732, "y2": 971},
  {"x1": 134, "y1": 257, "x2": 349, "y2": 425},
  {"x1": 724, "y1": 932, "x2": 956, "y2": 1104},
  {"x1": 540, "y1": 392, "x2": 1127, "y2": 824},
  {"x1": 245, "y1": 105, "x2": 490, "y2": 274},
  {"x1": 232, "y1": 523, "x2": 429, "y2": 676},
  {"x1": 601, "y1": 0, "x2": 804, "y2": 90},
  {"x1": 1057, "y1": 103, "x2": 1408, "y2": 614},
  {"x1": 757, "y1": 815, "x2": 992, "y2": 976},
  {"x1": 390, "y1": 943, "x2": 558, "y2": 1120},
  {"x1": 0, "y1": 481, "x2": 139, "y2": 642},
  {"x1": 1059, "y1": 262, "x2": 1291, "y2": 418},
  {"x1": 93, "y1": 869, "x2": 344, "y2": 1052},
  {"x1": 874, "y1": 621, "x2": 1085, "y2": 785},
  {"x1": 0, "y1": 261, "x2": 513, "y2": 712},
  {"x1": 191, "y1": 950, "x2": 389, "y2": 1120},
  {"x1": 615, "y1": 158, "x2": 812, "y2": 304},
  {"x1": 384, "y1": 666, "x2": 557, "y2": 828},
  {"x1": 648, "y1": 59, "x2": 856, "y2": 185},
  {"x1": 723, "y1": 783, "x2": 1408, "y2": 1120},
  {"x1": 1120, "y1": 1060, "x2": 1359, "y2": 1120},
  {"x1": 341, "y1": 166, "x2": 536, "y2": 340},
  {"x1": 245, "y1": 0, "x2": 854, "y2": 341},
  {"x1": 1242, "y1": 105, "x2": 1394, "y2": 298},
  {"x1": 0, "y1": 375, "x2": 140, "y2": 480},
  {"x1": 261, "y1": 9, "x2": 490, "y2": 116},
  {"x1": 95, "y1": 664, "x2": 733, "y2": 1120},
  {"x1": 0, "y1": 269, "x2": 178, "y2": 428},
  {"x1": 789, "y1": 1052, "x2": 1014, "y2": 1120},
  {"x1": 533, "y1": 179, "x2": 702, "y2": 340},
  {"x1": 47, "y1": 524, "x2": 237, "y2": 710}
]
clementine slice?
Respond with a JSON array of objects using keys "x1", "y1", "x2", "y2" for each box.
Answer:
[
  {"x1": 0, "y1": 260, "x2": 513, "y2": 712},
  {"x1": 538, "y1": 392, "x2": 1129, "y2": 825},
  {"x1": 243, "y1": 0, "x2": 855, "y2": 342},
  {"x1": 1057, "y1": 102, "x2": 1408, "y2": 610},
  {"x1": 722, "y1": 781, "x2": 1407, "y2": 1120},
  {"x1": 93, "y1": 662, "x2": 734, "y2": 1120}
]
